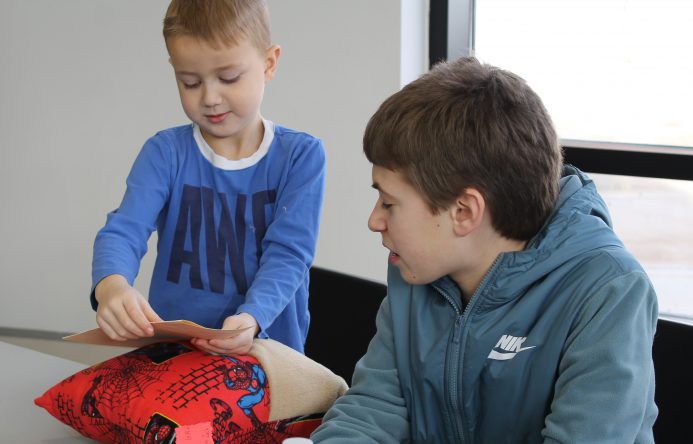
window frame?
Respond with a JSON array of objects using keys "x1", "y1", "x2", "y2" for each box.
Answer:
[{"x1": 429, "y1": 0, "x2": 693, "y2": 179}]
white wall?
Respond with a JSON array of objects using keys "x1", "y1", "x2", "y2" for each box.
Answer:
[
  {"x1": 0, "y1": 0, "x2": 427, "y2": 333},
  {"x1": 263, "y1": 0, "x2": 428, "y2": 284}
]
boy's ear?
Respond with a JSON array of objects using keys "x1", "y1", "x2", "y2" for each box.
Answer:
[
  {"x1": 264, "y1": 44, "x2": 281, "y2": 82},
  {"x1": 449, "y1": 188, "x2": 485, "y2": 236}
]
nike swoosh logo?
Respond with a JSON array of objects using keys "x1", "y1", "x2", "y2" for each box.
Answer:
[{"x1": 487, "y1": 346, "x2": 536, "y2": 361}]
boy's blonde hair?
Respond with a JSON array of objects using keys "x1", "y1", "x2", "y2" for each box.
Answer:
[
  {"x1": 364, "y1": 57, "x2": 562, "y2": 241},
  {"x1": 163, "y1": 0, "x2": 271, "y2": 51}
]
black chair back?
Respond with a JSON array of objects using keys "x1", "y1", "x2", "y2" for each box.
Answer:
[
  {"x1": 653, "y1": 318, "x2": 693, "y2": 443},
  {"x1": 305, "y1": 267, "x2": 386, "y2": 382}
]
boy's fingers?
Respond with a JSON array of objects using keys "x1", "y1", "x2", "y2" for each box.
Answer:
[
  {"x1": 224, "y1": 312, "x2": 256, "y2": 329},
  {"x1": 96, "y1": 310, "x2": 121, "y2": 338},
  {"x1": 111, "y1": 315, "x2": 141, "y2": 339},
  {"x1": 221, "y1": 318, "x2": 241, "y2": 330},
  {"x1": 191, "y1": 339, "x2": 220, "y2": 355},
  {"x1": 222, "y1": 313, "x2": 260, "y2": 336},
  {"x1": 193, "y1": 327, "x2": 253, "y2": 355},
  {"x1": 123, "y1": 299, "x2": 155, "y2": 336},
  {"x1": 96, "y1": 318, "x2": 119, "y2": 340},
  {"x1": 195, "y1": 337, "x2": 236, "y2": 355},
  {"x1": 211, "y1": 336, "x2": 238, "y2": 346},
  {"x1": 98, "y1": 317, "x2": 132, "y2": 341},
  {"x1": 210, "y1": 334, "x2": 253, "y2": 355},
  {"x1": 95, "y1": 285, "x2": 154, "y2": 339}
]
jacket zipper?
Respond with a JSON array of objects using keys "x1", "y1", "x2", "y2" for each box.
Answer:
[
  {"x1": 437, "y1": 255, "x2": 503, "y2": 444},
  {"x1": 435, "y1": 285, "x2": 465, "y2": 444}
]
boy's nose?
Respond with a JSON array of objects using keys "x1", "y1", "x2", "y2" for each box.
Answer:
[
  {"x1": 202, "y1": 84, "x2": 222, "y2": 107},
  {"x1": 368, "y1": 206, "x2": 386, "y2": 233}
]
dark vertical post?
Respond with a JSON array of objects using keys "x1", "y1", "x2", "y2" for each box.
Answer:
[{"x1": 429, "y1": 0, "x2": 449, "y2": 68}]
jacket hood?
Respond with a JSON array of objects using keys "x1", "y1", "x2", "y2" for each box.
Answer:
[{"x1": 472, "y1": 165, "x2": 625, "y2": 305}]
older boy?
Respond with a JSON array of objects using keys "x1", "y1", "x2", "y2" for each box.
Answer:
[
  {"x1": 312, "y1": 57, "x2": 657, "y2": 443},
  {"x1": 91, "y1": 0, "x2": 325, "y2": 355}
]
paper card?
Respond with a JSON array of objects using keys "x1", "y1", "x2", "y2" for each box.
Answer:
[{"x1": 63, "y1": 320, "x2": 251, "y2": 348}]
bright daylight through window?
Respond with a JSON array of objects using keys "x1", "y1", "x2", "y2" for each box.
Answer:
[{"x1": 474, "y1": 0, "x2": 693, "y2": 322}]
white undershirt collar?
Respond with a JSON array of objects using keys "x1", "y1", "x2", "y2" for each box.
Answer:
[{"x1": 193, "y1": 118, "x2": 275, "y2": 170}]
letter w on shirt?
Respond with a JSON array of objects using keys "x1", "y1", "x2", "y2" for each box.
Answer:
[{"x1": 167, "y1": 184, "x2": 276, "y2": 294}]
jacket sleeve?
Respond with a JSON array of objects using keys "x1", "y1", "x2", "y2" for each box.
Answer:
[
  {"x1": 542, "y1": 271, "x2": 658, "y2": 443},
  {"x1": 311, "y1": 296, "x2": 410, "y2": 443},
  {"x1": 236, "y1": 138, "x2": 325, "y2": 334},
  {"x1": 90, "y1": 136, "x2": 173, "y2": 310}
]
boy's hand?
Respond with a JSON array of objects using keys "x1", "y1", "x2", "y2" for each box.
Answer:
[
  {"x1": 94, "y1": 274, "x2": 163, "y2": 341},
  {"x1": 191, "y1": 313, "x2": 259, "y2": 356}
]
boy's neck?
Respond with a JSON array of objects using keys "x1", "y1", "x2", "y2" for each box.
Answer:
[
  {"x1": 201, "y1": 116, "x2": 265, "y2": 161},
  {"x1": 454, "y1": 231, "x2": 527, "y2": 305}
]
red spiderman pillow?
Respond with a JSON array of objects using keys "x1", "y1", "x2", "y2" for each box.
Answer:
[{"x1": 35, "y1": 339, "x2": 347, "y2": 443}]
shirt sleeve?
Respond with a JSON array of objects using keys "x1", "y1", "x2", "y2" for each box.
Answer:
[
  {"x1": 311, "y1": 297, "x2": 411, "y2": 443},
  {"x1": 236, "y1": 138, "x2": 326, "y2": 334},
  {"x1": 542, "y1": 271, "x2": 658, "y2": 443},
  {"x1": 90, "y1": 135, "x2": 173, "y2": 310}
]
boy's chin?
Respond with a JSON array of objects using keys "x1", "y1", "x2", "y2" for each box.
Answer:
[{"x1": 398, "y1": 268, "x2": 435, "y2": 286}]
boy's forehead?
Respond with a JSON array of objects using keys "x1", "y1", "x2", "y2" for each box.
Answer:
[
  {"x1": 371, "y1": 165, "x2": 408, "y2": 195},
  {"x1": 167, "y1": 35, "x2": 259, "y2": 70},
  {"x1": 168, "y1": 33, "x2": 256, "y2": 52}
]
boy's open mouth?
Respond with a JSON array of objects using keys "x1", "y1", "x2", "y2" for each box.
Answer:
[{"x1": 389, "y1": 251, "x2": 400, "y2": 263}]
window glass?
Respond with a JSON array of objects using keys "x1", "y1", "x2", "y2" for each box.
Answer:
[
  {"x1": 475, "y1": 0, "x2": 693, "y2": 322},
  {"x1": 592, "y1": 174, "x2": 693, "y2": 322},
  {"x1": 475, "y1": 0, "x2": 693, "y2": 148}
]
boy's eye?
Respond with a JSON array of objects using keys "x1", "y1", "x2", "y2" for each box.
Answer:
[
  {"x1": 381, "y1": 201, "x2": 393, "y2": 210},
  {"x1": 181, "y1": 81, "x2": 201, "y2": 89},
  {"x1": 220, "y1": 76, "x2": 240, "y2": 84}
]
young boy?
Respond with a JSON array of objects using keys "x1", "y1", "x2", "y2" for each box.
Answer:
[
  {"x1": 91, "y1": 0, "x2": 325, "y2": 356},
  {"x1": 311, "y1": 57, "x2": 658, "y2": 443}
]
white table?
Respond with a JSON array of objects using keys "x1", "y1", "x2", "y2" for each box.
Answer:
[{"x1": 0, "y1": 340, "x2": 97, "y2": 443}]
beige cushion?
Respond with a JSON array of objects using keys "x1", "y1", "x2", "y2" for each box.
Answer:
[{"x1": 249, "y1": 338, "x2": 349, "y2": 421}]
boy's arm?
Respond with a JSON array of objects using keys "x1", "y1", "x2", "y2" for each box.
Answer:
[
  {"x1": 91, "y1": 136, "x2": 172, "y2": 310},
  {"x1": 542, "y1": 271, "x2": 658, "y2": 443},
  {"x1": 311, "y1": 297, "x2": 410, "y2": 443},
  {"x1": 235, "y1": 138, "x2": 326, "y2": 336}
]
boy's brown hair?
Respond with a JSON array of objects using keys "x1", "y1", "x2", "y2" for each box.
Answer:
[
  {"x1": 163, "y1": 0, "x2": 270, "y2": 51},
  {"x1": 364, "y1": 57, "x2": 562, "y2": 241}
]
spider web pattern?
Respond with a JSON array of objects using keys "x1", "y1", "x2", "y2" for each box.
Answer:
[
  {"x1": 156, "y1": 356, "x2": 227, "y2": 409},
  {"x1": 93, "y1": 355, "x2": 172, "y2": 413}
]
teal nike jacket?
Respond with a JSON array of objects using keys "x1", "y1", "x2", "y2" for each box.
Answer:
[{"x1": 312, "y1": 166, "x2": 658, "y2": 443}]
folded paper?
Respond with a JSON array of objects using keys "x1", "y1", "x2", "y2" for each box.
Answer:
[{"x1": 63, "y1": 320, "x2": 252, "y2": 348}]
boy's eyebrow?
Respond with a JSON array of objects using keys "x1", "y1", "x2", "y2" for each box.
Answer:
[
  {"x1": 372, "y1": 182, "x2": 394, "y2": 198},
  {"x1": 174, "y1": 64, "x2": 243, "y2": 76},
  {"x1": 174, "y1": 70, "x2": 200, "y2": 77}
]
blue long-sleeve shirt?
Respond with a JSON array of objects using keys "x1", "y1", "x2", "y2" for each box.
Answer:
[{"x1": 91, "y1": 120, "x2": 326, "y2": 352}]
